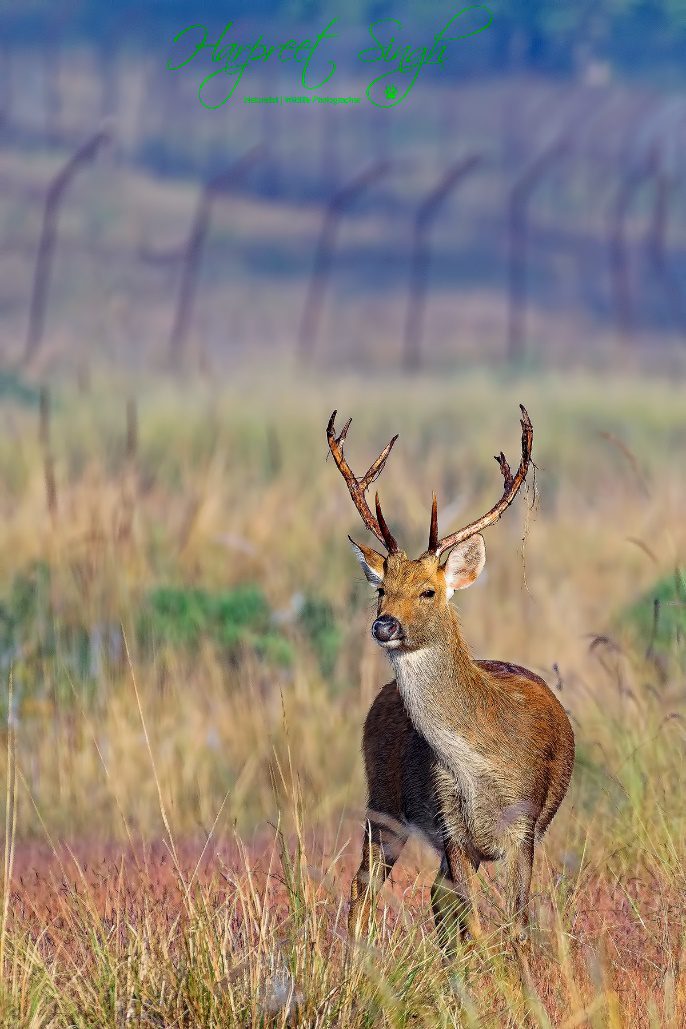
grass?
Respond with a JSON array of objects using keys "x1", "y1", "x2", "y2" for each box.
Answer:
[{"x1": 0, "y1": 362, "x2": 684, "y2": 1025}]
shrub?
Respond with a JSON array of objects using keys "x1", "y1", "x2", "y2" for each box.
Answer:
[
  {"x1": 620, "y1": 569, "x2": 685, "y2": 657},
  {"x1": 298, "y1": 595, "x2": 341, "y2": 677},
  {"x1": 140, "y1": 583, "x2": 292, "y2": 666}
]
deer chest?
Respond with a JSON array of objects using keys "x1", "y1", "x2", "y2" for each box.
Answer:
[{"x1": 401, "y1": 726, "x2": 507, "y2": 861}]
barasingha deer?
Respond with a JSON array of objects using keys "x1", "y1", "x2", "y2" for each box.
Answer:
[{"x1": 327, "y1": 405, "x2": 574, "y2": 949}]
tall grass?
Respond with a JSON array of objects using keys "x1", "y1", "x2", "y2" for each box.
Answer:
[{"x1": 0, "y1": 364, "x2": 684, "y2": 1025}]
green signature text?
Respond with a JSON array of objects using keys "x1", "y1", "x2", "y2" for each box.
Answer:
[
  {"x1": 167, "y1": 20, "x2": 337, "y2": 109},
  {"x1": 360, "y1": 6, "x2": 493, "y2": 108},
  {"x1": 167, "y1": 7, "x2": 492, "y2": 110}
]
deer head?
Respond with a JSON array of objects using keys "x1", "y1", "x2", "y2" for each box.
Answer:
[{"x1": 326, "y1": 406, "x2": 533, "y2": 652}]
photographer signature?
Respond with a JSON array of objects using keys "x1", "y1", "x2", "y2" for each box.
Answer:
[
  {"x1": 167, "y1": 6, "x2": 492, "y2": 110},
  {"x1": 360, "y1": 6, "x2": 492, "y2": 108}
]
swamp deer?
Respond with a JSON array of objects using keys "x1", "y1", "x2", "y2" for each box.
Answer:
[{"x1": 327, "y1": 405, "x2": 574, "y2": 948}]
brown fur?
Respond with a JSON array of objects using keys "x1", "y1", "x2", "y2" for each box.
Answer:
[{"x1": 348, "y1": 547, "x2": 575, "y2": 949}]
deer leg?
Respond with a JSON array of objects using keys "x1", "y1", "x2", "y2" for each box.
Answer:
[
  {"x1": 506, "y1": 835, "x2": 534, "y2": 944},
  {"x1": 348, "y1": 818, "x2": 400, "y2": 939},
  {"x1": 431, "y1": 840, "x2": 481, "y2": 953}
]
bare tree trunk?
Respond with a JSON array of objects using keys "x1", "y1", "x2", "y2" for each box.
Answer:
[
  {"x1": 505, "y1": 92, "x2": 597, "y2": 362},
  {"x1": 646, "y1": 160, "x2": 686, "y2": 335},
  {"x1": 298, "y1": 161, "x2": 392, "y2": 361},
  {"x1": 24, "y1": 128, "x2": 112, "y2": 365},
  {"x1": 507, "y1": 138, "x2": 569, "y2": 362},
  {"x1": 608, "y1": 160, "x2": 652, "y2": 346},
  {"x1": 168, "y1": 146, "x2": 263, "y2": 366},
  {"x1": 404, "y1": 155, "x2": 483, "y2": 371}
]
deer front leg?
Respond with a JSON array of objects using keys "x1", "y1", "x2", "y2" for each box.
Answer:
[
  {"x1": 506, "y1": 835, "x2": 534, "y2": 945},
  {"x1": 349, "y1": 818, "x2": 400, "y2": 939},
  {"x1": 431, "y1": 840, "x2": 481, "y2": 954}
]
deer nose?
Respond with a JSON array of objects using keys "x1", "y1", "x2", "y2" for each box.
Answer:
[{"x1": 372, "y1": 614, "x2": 402, "y2": 644}]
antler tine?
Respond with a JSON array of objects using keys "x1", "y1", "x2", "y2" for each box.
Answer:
[
  {"x1": 359, "y1": 434, "x2": 398, "y2": 490},
  {"x1": 338, "y1": 415, "x2": 352, "y2": 442},
  {"x1": 432, "y1": 405, "x2": 533, "y2": 558},
  {"x1": 428, "y1": 492, "x2": 438, "y2": 552},
  {"x1": 494, "y1": 451, "x2": 513, "y2": 491},
  {"x1": 374, "y1": 492, "x2": 399, "y2": 554},
  {"x1": 327, "y1": 411, "x2": 399, "y2": 551}
]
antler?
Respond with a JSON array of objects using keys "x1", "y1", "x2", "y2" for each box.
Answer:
[
  {"x1": 428, "y1": 404, "x2": 533, "y2": 558},
  {"x1": 327, "y1": 411, "x2": 399, "y2": 553}
]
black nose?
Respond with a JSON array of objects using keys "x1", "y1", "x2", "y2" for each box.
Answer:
[{"x1": 372, "y1": 614, "x2": 402, "y2": 643}]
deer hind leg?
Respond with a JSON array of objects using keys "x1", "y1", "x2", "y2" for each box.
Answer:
[
  {"x1": 506, "y1": 834, "x2": 535, "y2": 945},
  {"x1": 431, "y1": 840, "x2": 481, "y2": 954},
  {"x1": 348, "y1": 816, "x2": 402, "y2": 939}
]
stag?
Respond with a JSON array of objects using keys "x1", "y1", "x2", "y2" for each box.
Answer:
[{"x1": 327, "y1": 406, "x2": 574, "y2": 949}]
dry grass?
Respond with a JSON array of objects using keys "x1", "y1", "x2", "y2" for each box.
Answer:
[{"x1": 0, "y1": 362, "x2": 684, "y2": 1026}]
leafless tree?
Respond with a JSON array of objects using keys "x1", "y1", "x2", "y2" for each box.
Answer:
[
  {"x1": 25, "y1": 128, "x2": 112, "y2": 365},
  {"x1": 167, "y1": 146, "x2": 264, "y2": 366},
  {"x1": 298, "y1": 161, "x2": 392, "y2": 361},
  {"x1": 403, "y1": 155, "x2": 483, "y2": 371},
  {"x1": 506, "y1": 92, "x2": 602, "y2": 361}
]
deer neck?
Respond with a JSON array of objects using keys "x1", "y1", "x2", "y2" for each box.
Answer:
[{"x1": 388, "y1": 610, "x2": 488, "y2": 763}]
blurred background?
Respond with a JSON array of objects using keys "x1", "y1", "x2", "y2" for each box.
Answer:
[{"x1": 1, "y1": 0, "x2": 686, "y2": 369}]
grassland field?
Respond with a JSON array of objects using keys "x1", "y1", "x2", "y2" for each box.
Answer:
[{"x1": 0, "y1": 361, "x2": 684, "y2": 1027}]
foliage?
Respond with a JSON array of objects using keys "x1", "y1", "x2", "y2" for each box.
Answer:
[
  {"x1": 0, "y1": 562, "x2": 53, "y2": 665},
  {"x1": 0, "y1": 372, "x2": 41, "y2": 407},
  {"x1": 141, "y1": 584, "x2": 297, "y2": 667},
  {"x1": 143, "y1": 583, "x2": 269, "y2": 645},
  {"x1": 298, "y1": 594, "x2": 341, "y2": 677},
  {"x1": 620, "y1": 568, "x2": 685, "y2": 655},
  {"x1": 0, "y1": 562, "x2": 101, "y2": 712},
  {"x1": 140, "y1": 584, "x2": 344, "y2": 671},
  {"x1": 0, "y1": 567, "x2": 345, "y2": 712}
]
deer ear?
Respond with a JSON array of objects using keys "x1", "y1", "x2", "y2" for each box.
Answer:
[
  {"x1": 349, "y1": 536, "x2": 385, "y2": 586},
  {"x1": 442, "y1": 534, "x2": 486, "y2": 597}
]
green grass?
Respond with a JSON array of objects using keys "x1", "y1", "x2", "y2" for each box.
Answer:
[{"x1": 620, "y1": 569, "x2": 685, "y2": 659}]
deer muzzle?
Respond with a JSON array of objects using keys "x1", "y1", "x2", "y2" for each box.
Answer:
[{"x1": 372, "y1": 614, "x2": 404, "y2": 646}]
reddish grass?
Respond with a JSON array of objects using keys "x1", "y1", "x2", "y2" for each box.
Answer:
[{"x1": 7, "y1": 831, "x2": 685, "y2": 1026}]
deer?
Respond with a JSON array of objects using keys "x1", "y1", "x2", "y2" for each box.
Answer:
[{"x1": 326, "y1": 405, "x2": 574, "y2": 951}]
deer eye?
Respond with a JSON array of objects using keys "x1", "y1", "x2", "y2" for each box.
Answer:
[
  {"x1": 377, "y1": 588, "x2": 385, "y2": 597},
  {"x1": 420, "y1": 589, "x2": 435, "y2": 599}
]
